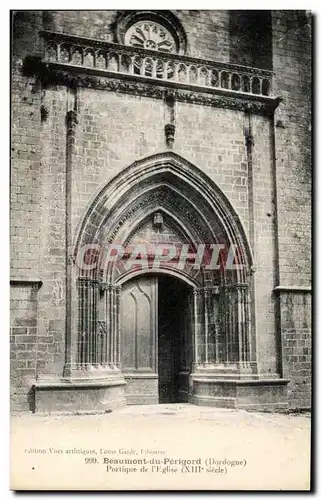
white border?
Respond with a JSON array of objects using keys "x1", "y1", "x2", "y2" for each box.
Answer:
[{"x1": 1, "y1": 4, "x2": 317, "y2": 499}]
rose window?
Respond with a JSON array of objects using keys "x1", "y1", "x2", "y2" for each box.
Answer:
[{"x1": 124, "y1": 21, "x2": 176, "y2": 53}]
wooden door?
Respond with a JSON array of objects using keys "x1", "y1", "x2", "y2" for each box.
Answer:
[{"x1": 120, "y1": 276, "x2": 157, "y2": 372}]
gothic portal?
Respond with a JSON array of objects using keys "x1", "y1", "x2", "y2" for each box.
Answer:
[{"x1": 55, "y1": 152, "x2": 286, "y2": 409}]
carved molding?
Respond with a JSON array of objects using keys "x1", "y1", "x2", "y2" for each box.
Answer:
[
  {"x1": 104, "y1": 187, "x2": 212, "y2": 246},
  {"x1": 74, "y1": 151, "x2": 254, "y2": 283},
  {"x1": 165, "y1": 123, "x2": 175, "y2": 147}
]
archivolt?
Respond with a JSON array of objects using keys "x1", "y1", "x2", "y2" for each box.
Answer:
[{"x1": 74, "y1": 152, "x2": 253, "y2": 284}]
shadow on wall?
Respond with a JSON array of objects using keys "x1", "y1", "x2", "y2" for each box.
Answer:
[
  {"x1": 12, "y1": 11, "x2": 46, "y2": 58},
  {"x1": 27, "y1": 386, "x2": 36, "y2": 413},
  {"x1": 229, "y1": 11, "x2": 272, "y2": 70}
]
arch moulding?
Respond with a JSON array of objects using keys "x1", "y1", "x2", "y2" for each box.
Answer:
[{"x1": 74, "y1": 151, "x2": 254, "y2": 285}]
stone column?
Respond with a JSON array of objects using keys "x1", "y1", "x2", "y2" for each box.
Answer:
[
  {"x1": 114, "y1": 285, "x2": 121, "y2": 368},
  {"x1": 91, "y1": 279, "x2": 99, "y2": 365},
  {"x1": 193, "y1": 288, "x2": 204, "y2": 366},
  {"x1": 193, "y1": 289, "x2": 200, "y2": 366},
  {"x1": 203, "y1": 286, "x2": 220, "y2": 363},
  {"x1": 225, "y1": 286, "x2": 238, "y2": 363},
  {"x1": 222, "y1": 283, "x2": 251, "y2": 366},
  {"x1": 236, "y1": 283, "x2": 251, "y2": 364},
  {"x1": 77, "y1": 277, "x2": 89, "y2": 367},
  {"x1": 204, "y1": 288, "x2": 209, "y2": 363},
  {"x1": 63, "y1": 91, "x2": 78, "y2": 378},
  {"x1": 105, "y1": 285, "x2": 113, "y2": 365},
  {"x1": 76, "y1": 277, "x2": 99, "y2": 367},
  {"x1": 101, "y1": 284, "x2": 122, "y2": 368}
]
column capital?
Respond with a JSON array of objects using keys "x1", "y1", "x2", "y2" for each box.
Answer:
[
  {"x1": 99, "y1": 283, "x2": 122, "y2": 295},
  {"x1": 77, "y1": 276, "x2": 99, "y2": 288},
  {"x1": 224, "y1": 282, "x2": 248, "y2": 290},
  {"x1": 67, "y1": 254, "x2": 76, "y2": 266},
  {"x1": 77, "y1": 276, "x2": 91, "y2": 287},
  {"x1": 203, "y1": 285, "x2": 220, "y2": 295}
]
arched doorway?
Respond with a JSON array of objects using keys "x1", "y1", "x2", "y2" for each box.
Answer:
[
  {"x1": 120, "y1": 272, "x2": 193, "y2": 404},
  {"x1": 68, "y1": 152, "x2": 258, "y2": 409}
]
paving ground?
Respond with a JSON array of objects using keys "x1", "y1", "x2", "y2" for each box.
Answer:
[{"x1": 10, "y1": 404, "x2": 311, "y2": 491}]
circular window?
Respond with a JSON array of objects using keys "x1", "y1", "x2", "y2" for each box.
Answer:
[
  {"x1": 125, "y1": 21, "x2": 176, "y2": 53},
  {"x1": 115, "y1": 11, "x2": 187, "y2": 56}
]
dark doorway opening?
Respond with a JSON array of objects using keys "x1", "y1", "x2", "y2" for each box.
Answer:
[{"x1": 158, "y1": 275, "x2": 193, "y2": 403}]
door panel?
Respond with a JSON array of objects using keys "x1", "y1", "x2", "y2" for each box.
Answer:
[
  {"x1": 120, "y1": 274, "x2": 193, "y2": 404},
  {"x1": 120, "y1": 276, "x2": 157, "y2": 372}
]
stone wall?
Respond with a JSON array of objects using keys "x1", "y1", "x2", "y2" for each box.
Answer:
[
  {"x1": 10, "y1": 283, "x2": 38, "y2": 411},
  {"x1": 229, "y1": 11, "x2": 273, "y2": 69},
  {"x1": 11, "y1": 55, "x2": 42, "y2": 411},
  {"x1": 278, "y1": 291, "x2": 312, "y2": 409},
  {"x1": 272, "y1": 11, "x2": 312, "y2": 409},
  {"x1": 69, "y1": 89, "x2": 251, "y2": 233},
  {"x1": 40, "y1": 10, "x2": 231, "y2": 62},
  {"x1": 272, "y1": 11, "x2": 311, "y2": 287}
]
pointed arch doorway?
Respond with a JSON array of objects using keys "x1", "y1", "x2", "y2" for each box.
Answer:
[
  {"x1": 120, "y1": 272, "x2": 194, "y2": 404},
  {"x1": 68, "y1": 152, "x2": 279, "y2": 410}
]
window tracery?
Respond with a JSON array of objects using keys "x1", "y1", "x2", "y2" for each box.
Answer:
[
  {"x1": 115, "y1": 11, "x2": 187, "y2": 56},
  {"x1": 124, "y1": 21, "x2": 176, "y2": 53}
]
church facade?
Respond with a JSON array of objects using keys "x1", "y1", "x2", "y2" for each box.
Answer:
[{"x1": 11, "y1": 10, "x2": 312, "y2": 412}]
